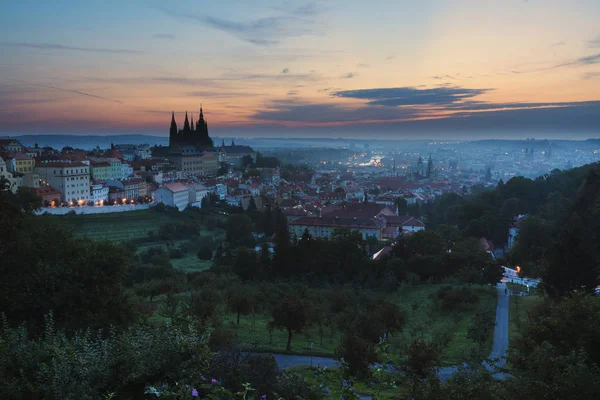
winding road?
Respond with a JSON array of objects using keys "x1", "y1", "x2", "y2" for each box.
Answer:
[{"x1": 271, "y1": 283, "x2": 510, "y2": 381}]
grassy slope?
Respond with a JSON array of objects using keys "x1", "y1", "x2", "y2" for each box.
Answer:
[
  {"x1": 509, "y1": 294, "x2": 544, "y2": 342},
  {"x1": 219, "y1": 284, "x2": 497, "y2": 366},
  {"x1": 43, "y1": 209, "x2": 225, "y2": 273}
]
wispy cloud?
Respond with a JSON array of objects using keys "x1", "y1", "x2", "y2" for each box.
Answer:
[
  {"x1": 159, "y1": 7, "x2": 317, "y2": 46},
  {"x1": 385, "y1": 55, "x2": 395, "y2": 61},
  {"x1": 583, "y1": 72, "x2": 600, "y2": 80},
  {"x1": 282, "y1": 68, "x2": 290, "y2": 73},
  {"x1": 185, "y1": 90, "x2": 262, "y2": 98},
  {"x1": 153, "y1": 33, "x2": 176, "y2": 40},
  {"x1": 332, "y1": 86, "x2": 491, "y2": 107},
  {"x1": 550, "y1": 41, "x2": 565, "y2": 47},
  {"x1": 287, "y1": 90, "x2": 299, "y2": 96},
  {"x1": 356, "y1": 63, "x2": 369, "y2": 68},
  {"x1": 589, "y1": 35, "x2": 600, "y2": 48},
  {"x1": 431, "y1": 75, "x2": 456, "y2": 80},
  {"x1": 343, "y1": 72, "x2": 355, "y2": 79},
  {"x1": 35, "y1": 83, "x2": 122, "y2": 103},
  {"x1": 0, "y1": 41, "x2": 142, "y2": 54},
  {"x1": 553, "y1": 53, "x2": 600, "y2": 68}
]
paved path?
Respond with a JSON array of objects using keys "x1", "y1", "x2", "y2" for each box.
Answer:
[{"x1": 271, "y1": 283, "x2": 510, "y2": 383}]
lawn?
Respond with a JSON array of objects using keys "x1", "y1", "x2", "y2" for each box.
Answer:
[
  {"x1": 43, "y1": 208, "x2": 225, "y2": 243},
  {"x1": 219, "y1": 284, "x2": 497, "y2": 366},
  {"x1": 506, "y1": 282, "x2": 529, "y2": 294},
  {"x1": 509, "y1": 294, "x2": 544, "y2": 342}
]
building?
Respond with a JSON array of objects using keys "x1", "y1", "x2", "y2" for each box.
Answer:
[
  {"x1": 107, "y1": 178, "x2": 148, "y2": 200},
  {"x1": 219, "y1": 140, "x2": 256, "y2": 167},
  {"x1": 185, "y1": 182, "x2": 208, "y2": 207},
  {"x1": 7, "y1": 153, "x2": 35, "y2": 174},
  {"x1": 0, "y1": 157, "x2": 18, "y2": 193},
  {"x1": 122, "y1": 162, "x2": 133, "y2": 180},
  {"x1": 0, "y1": 139, "x2": 24, "y2": 153},
  {"x1": 508, "y1": 214, "x2": 527, "y2": 249},
  {"x1": 153, "y1": 182, "x2": 189, "y2": 211},
  {"x1": 91, "y1": 182, "x2": 109, "y2": 204},
  {"x1": 21, "y1": 173, "x2": 40, "y2": 188},
  {"x1": 35, "y1": 162, "x2": 91, "y2": 203},
  {"x1": 169, "y1": 107, "x2": 214, "y2": 150},
  {"x1": 260, "y1": 168, "x2": 281, "y2": 185},
  {"x1": 383, "y1": 215, "x2": 426, "y2": 234},
  {"x1": 171, "y1": 146, "x2": 218, "y2": 176},
  {"x1": 35, "y1": 186, "x2": 62, "y2": 205},
  {"x1": 290, "y1": 215, "x2": 385, "y2": 240},
  {"x1": 90, "y1": 161, "x2": 111, "y2": 180}
]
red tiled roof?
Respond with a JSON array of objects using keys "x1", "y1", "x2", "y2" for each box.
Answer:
[{"x1": 163, "y1": 182, "x2": 188, "y2": 193}]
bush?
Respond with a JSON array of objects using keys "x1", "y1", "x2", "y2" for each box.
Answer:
[
  {"x1": 0, "y1": 314, "x2": 212, "y2": 400},
  {"x1": 168, "y1": 247, "x2": 185, "y2": 259},
  {"x1": 434, "y1": 286, "x2": 479, "y2": 311},
  {"x1": 197, "y1": 247, "x2": 213, "y2": 261}
]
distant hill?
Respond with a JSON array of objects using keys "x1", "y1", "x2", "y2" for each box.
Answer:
[{"x1": 0, "y1": 135, "x2": 169, "y2": 150}]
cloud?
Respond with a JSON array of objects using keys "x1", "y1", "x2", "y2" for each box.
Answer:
[
  {"x1": 0, "y1": 41, "x2": 142, "y2": 54},
  {"x1": 251, "y1": 99, "x2": 419, "y2": 123},
  {"x1": 589, "y1": 35, "x2": 600, "y2": 48},
  {"x1": 35, "y1": 83, "x2": 122, "y2": 103},
  {"x1": 332, "y1": 86, "x2": 491, "y2": 107},
  {"x1": 550, "y1": 41, "x2": 565, "y2": 47},
  {"x1": 343, "y1": 72, "x2": 355, "y2": 79},
  {"x1": 431, "y1": 75, "x2": 456, "y2": 80},
  {"x1": 248, "y1": 98, "x2": 600, "y2": 134},
  {"x1": 553, "y1": 53, "x2": 600, "y2": 68},
  {"x1": 287, "y1": 90, "x2": 299, "y2": 96},
  {"x1": 357, "y1": 63, "x2": 369, "y2": 68},
  {"x1": 159, "y1": 8, "x2": 316, "y2": 46},
  {"x1": 185, "y1": 90, "x2": 262, "y2": 98},
  {"x1": 385, "y1": 55, "x2": 395, "y2": 61},
  {"x1": 154, "y1": 33, "x2": 176, "y2": 40},
  {"x1": 282, "y1": 68, "x2": 290, "y2": 73},
  {"x1": 583, "y1": 72, "x2": 600, "y2": 80}
]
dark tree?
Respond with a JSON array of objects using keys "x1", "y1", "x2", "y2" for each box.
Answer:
[{"x1": 270, "y1": 294, "x2": 309, "y2": 351}]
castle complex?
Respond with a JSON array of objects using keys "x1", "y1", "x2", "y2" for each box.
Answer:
[{"x1": 169, "y1": 106, "x2": 214, "y2": 150}]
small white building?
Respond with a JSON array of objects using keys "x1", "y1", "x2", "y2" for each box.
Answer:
[
  {"x1": 185, "y1": 182, "x2": 208, "y2": 207},
  {"x1": 91, "y1": 183, "x2": 109, "y2": 204},
  {"x1": 154, "y1": 182, "x2": 189, "y2": 211},
  {"x1": 122, "y1": 163, "x2": 134, "y2": 180},
  {"x1": 216, "y1": 183, "x2": 227, "y2": 200}
]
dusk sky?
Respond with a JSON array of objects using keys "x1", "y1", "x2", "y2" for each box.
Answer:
[{"x1": 1, "y1": 0, "x2": 600, "y2": 139}]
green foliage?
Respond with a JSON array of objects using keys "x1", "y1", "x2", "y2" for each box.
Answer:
[
  {"x1": 0, "y1": 314, "x2": 212, "y2": 400},
  {"x1": 271, "y1": 294, "x2": 309, "y2": 351}
]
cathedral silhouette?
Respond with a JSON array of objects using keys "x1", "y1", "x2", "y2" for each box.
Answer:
[{"x1": 169, "y1": 106, "x2": 214, "y2": 150}]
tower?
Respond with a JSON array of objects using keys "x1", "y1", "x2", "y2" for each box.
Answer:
[
  {"x1": 183, "y1": 111, "x2": 191, "y2": 133},
  {"x1": 169, "y1": 111, "x2": 178, "y2": 147},
  {"x1": 426, "y1": 155, "x2": 433, "y2": 179},
  {"x1": 417, "y1": 155, "x2": 424, "y2": 176}
]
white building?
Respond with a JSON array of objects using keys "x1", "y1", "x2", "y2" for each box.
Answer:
[
  {"x1": 185, "y1": 182, "x2": 208, "y2": 207},
  {"x1": 91, "y1": 182, "x2": 109, "y2": 204},
  {"x1": 0, "y1": 157, "x2": 18, "y2": 193},
  {"x1": 35, "y1": 162, "x2": 91, "y2": 203},
  {"x1": 216, "y1": 183, "x2": 227, "y2": 200},
  {"x1": 122, "y1": 163, "x2": 134, "y2": 180},
  {"x1": 153, "y1": 182, "x2": 189, "y2": 211}
]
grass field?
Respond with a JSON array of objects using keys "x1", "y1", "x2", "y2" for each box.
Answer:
[
  {"x1": 43, "y1": 208, "x2": 225, "y2": 243},
  {"x1": 509, "y1": 294, "x2": 544, "y2": 342},
  {"x1": 216, "y1": 284, "x2": 497, "y2": 366},
  {"x1": 43, "y1": 208, "x2": 226, "y2": 273},
  {"x1": 506, "y1": 282, "x2": 529, "y2": 294}
]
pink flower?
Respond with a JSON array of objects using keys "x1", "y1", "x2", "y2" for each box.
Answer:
[{"x1": 192, "y1": 388, "x2": 199, "y2": 397}]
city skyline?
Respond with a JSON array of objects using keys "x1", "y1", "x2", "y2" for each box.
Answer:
[{"x1": 1, "y1": 0, "x2": 600, "y2": 138}]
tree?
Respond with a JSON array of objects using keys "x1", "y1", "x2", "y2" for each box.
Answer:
[
  {"x1": 197, "y1": 247, "x2": 213, "y2": 261},
  {"x1": 395, "y1": 196, "x2": 408, "y2": 215},
  {"x1": 467, "y1": 304, "x2": 495, "y2": 361},
  {"x1": 400, "y1": 338, "x2": 441, "y2": 396},
  {"x1": 227, "y1": 285, "x2": 254, "y2": 324},
  {"x1": 270, "y1": 294, "x2": 309, "y2": 351},
  {"x1": 246, "y1": 196, "x2": 257, "y2": 212},
  {"x1": 241, "y1": 154, "x2": 254, "y2": 167},
  {"x1": 158, "y1": 290, "x2": 180, "y2": 321},
  {"x1": 233, "y1": 247, "x2": 259, "y2": 281}
]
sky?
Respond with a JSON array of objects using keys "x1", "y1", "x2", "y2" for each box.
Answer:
[{"x1": 1, "y1": 0, "x2": 600, "y2": 139}]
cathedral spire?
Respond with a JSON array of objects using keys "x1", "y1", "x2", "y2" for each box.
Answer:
[
  {"x1": 169, "y1": 111, "x2": 178, "y2": 148},
  {"x1": 183, "y1": 111, "x2": 190, "y2": 132},
  {"x1": 199, "y1": 104, "x2": 204, "y2": 121}
]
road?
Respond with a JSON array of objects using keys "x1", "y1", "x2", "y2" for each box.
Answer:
[{"x1": 270, "y1": 282, "x2": 510, "y2": 383}]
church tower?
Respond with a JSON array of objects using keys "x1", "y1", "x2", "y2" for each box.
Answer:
[{"x1": 169, "y1": 111, "x2": 178, "y2": 148}]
